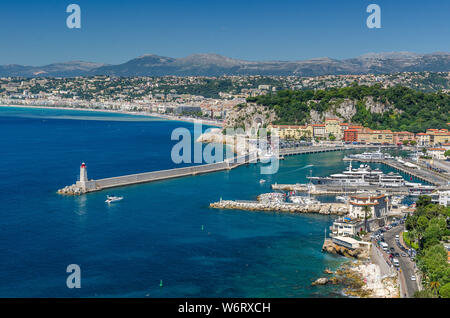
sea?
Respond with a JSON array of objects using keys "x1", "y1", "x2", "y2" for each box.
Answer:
[{"x1": 0, "y1": 106, "x2": 419, "y2": 297}]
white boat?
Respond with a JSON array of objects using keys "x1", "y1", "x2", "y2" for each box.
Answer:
[
  {"x1": 105, "y1": 195, "x2": 123, "y2": 204},
  {"x1": 259, "y1": 179, "x2": 266, "y2": 184},
  {"x1": 308, "y1": 161, "x2": 408, "y2": 188},
  {"x1": 336, "y1": 195, "x2": 349, "y2": 203},
  {"x1": 289, "y1": 196, "x2": 320, "y2": 205},
  {"x1": 344, "y1": 148, "x2": 394, "y2": 161}
]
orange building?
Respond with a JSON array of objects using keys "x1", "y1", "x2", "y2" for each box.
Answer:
[
  {"x1": 393, "y1": 131, "x2": 416, "y2": 145},
  {"x1": 344, "y1": 129, "x2": 359, "y2": 142}
]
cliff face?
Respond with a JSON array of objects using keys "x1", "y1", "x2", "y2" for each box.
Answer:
[
  {"x1": 224, "y1": 96, "x2": 394, "y2": 128},
  {"x1": 224, "y1": 103, "x2": 277, "y2": 130}
]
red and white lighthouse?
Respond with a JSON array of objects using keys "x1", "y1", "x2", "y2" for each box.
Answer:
[{"x1": 80, "y1": 162, "x2": 88, "y2": 183}]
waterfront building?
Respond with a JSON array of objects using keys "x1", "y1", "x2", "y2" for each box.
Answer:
[
  {"x1": 428, "y1": 148, "x2": 447, "y2": 160},
  {"x1": 324, "y1": 118, "x2": 341, "y2": 140},
  {"x1": 426, "y1": 129, "x2": 450, "y2": 145},
  {"x1": 358, "y1": 128, "x2": 394, "y2": 145},
  {"x1": 393, "y1": 131, "x2": 416, "y2": 145},
  {"x1": 331, "y1": 236, "x2": 371, "y2": 250},
  {"x1": 268, "y1": 125, "x2": 312, "y2": 140},
  {"x1": 312, "y1": 124, "x2": 326, "y2": 139},
  {"x1": 349, "y1": 193, "x2": 389, "y2": 220},
  {"x1": 344, "y1": 129, "x2": 359, "y2": 142},
  {"x1": 329, "y1": 218, "x2": 365, "y2": 237},
  {"x1": 339, "y1": 123, "x2": 349, "y2": 136},
  {"x1": 438, "y1": 191, "x2": 450, "y2": 207},
  {"x1": 416, "y1": 133, "x2": 431, "y2": 146},
  {"x1": 174, "y1": 105, "x2": 202, "y2": 115}
]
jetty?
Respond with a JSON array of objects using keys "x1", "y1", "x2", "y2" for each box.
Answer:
[
  {"x1": 58, "y1": 146, "x2": 348, "y2": 195},
  {"x1": 58, "y1": 153, "x2": 257, "y2": 195},
  {"x1": 209, "y1": 199, "x2": 349, "y2": 215}
]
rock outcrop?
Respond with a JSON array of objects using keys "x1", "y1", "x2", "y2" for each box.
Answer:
[{"x1": 322, "y1": 239, "x2": 370, "y2": 260}]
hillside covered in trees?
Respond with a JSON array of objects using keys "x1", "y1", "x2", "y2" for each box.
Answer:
[{"x1": 247, "y1": 84, "x2": 450, "y2": 133}]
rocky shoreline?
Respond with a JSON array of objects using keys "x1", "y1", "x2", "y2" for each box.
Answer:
[
  {"x1": 312, "y1": 261, "x2": 399, "y2": 298},
  {"x1": 322, "y1": 239, "x2": 370, "y2": 259}
]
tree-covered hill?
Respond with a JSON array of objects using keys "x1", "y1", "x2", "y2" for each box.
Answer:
[{"x1": 247, "y1": 84, "x2": 450, "y2": 133}]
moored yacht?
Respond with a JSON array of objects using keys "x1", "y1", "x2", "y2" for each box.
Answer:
[{"x1": 308, "y1": 161, "x2": 409, "y2": 188}]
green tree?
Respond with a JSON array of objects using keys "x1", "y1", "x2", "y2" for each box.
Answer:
[
  {"x1": 440, "y1": 282, "x2": 450, "y2": 298},
  {"x1": 362, "y1": 205, "x2": 372, "y2": 232}
]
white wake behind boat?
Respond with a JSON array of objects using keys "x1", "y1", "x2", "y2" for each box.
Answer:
[{"x1": 105, "y1": 195, "x2": 123, "y2": 204}]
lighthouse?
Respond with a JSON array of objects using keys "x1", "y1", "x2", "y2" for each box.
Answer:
[
  {"x1": 80, "y1": 162, "x2": 88, "y2": 183},
  {"x1": 75, "y1": 162, "x2": 96, "y2": 192}
]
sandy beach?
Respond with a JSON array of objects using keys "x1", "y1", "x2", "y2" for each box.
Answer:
[{"x1": 0, "y1": 104, "x2": 223, "y2": 127}]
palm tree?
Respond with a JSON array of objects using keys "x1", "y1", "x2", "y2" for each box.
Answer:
[
  {"x1": 362, "y1": 205, "x2": 372, "y2": 232},
  {"x1": 430, "y1": 281, "x2": 440, "y2": 297}
]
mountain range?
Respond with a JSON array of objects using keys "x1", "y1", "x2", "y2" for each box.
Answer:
[{"x1": 1, "y1": 52, "x2": 450, "y2": 77}]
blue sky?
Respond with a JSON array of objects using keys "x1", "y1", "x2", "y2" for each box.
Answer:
[{"x1": 0, "y1": 0, "x2": 449, "y2": 65}]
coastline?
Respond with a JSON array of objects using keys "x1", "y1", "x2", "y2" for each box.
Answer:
[{"x1": 0, "y1": 104, "x2": 223, "y2": 128}]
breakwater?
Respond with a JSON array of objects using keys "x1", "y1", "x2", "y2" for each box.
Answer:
[
  {"x1": 58, "y1": 145, "x2": 357, "y2": 195},
  {"x1": 58, "y1": 153, "x2": 257, "y2": 195},
  {"x1": 209, "y1": 199, "x2": 349, "y2": 215}
]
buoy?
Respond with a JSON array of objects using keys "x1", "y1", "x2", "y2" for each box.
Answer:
[{"x1": 160, "y1": 280, "x2": 163, "y2": 287}]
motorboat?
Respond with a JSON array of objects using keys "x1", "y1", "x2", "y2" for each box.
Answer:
[{"x1": 105, "y1": 195, "x2": 123, "y2": 204}]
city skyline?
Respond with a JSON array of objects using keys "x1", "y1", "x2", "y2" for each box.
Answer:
[{"x1": 0, "y1": 0, "x2": 449, "y2": 65}]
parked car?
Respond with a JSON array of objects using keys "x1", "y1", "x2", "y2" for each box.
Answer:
[
  {"x1": 401, "y1": 253, "x2": 407, "y2": 257},
  {"x1": 395, "y1": 234, "x2": 399, "y2": 239},
  {"x1": 411, "y1": 275, "x2": 416, "y2": 281}
]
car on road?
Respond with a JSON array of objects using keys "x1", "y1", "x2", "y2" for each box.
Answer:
[
  {"x1": 401, "y1": 252, "x2": 407, "y2": 257},
  {"x1": 395, "y1": 234, "x2": 399, "y2": 239},
  {"x1": 411, "y1": 275, "x2": 416, "y2": 281},
  {"x1": 393, "y1": 258, "x2": 400, "y2": 267},
  {"x1": 390, "y1": 247, "x2": 395, "y2": 252},
  {"x1": 394, "y1": 252, "x2": 400, "y2": 257}
]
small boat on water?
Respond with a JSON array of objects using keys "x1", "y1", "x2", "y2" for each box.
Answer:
[
  {"x1": 259, "y1": 179, "x2": 266, "y2": 184},
  {"x1": 105, "y1": 195, "x2": 123, "y2": 204},
  {"x1": 336, "y1": 195, "x2": 349, "y2": 203}
]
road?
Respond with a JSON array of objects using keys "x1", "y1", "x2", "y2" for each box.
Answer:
[{"x1": 383, "y1": 225, "x2": 419, "y2": 297}]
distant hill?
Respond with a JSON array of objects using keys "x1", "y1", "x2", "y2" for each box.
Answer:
[
  {"x1": 1, "y1": 52, "x2": 450, "y2": 77},
  {"x1": 0, "y1": 61, "x2": 106, "y2": 77}
]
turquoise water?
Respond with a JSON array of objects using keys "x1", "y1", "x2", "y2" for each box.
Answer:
[{"x1": 0, "y1": 107, "x2": 414, "y2": 297}]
